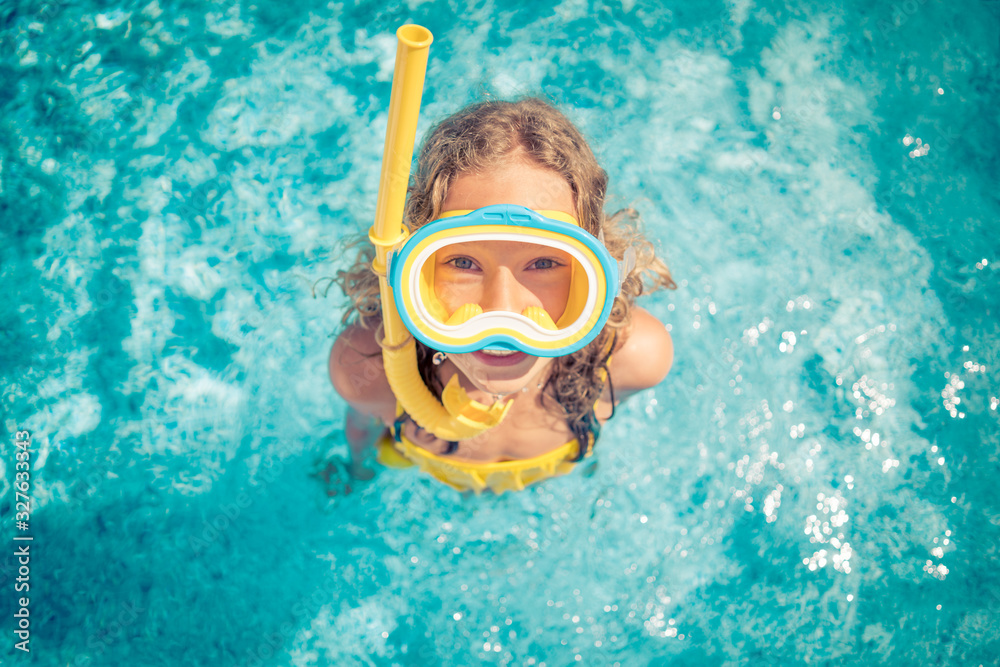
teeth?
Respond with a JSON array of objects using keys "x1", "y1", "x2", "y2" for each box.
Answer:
[{"x1": 481, "y1": 349, "x2": 517, "y2": 356}]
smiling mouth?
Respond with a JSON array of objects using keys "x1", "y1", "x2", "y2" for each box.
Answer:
[{"x1": 471, "y1": 349, "x2": 529, "y2": 366}]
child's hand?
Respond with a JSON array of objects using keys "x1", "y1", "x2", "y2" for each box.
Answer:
[{"x1": 311, "y1": 455, "x2": 354, "y2": 497}]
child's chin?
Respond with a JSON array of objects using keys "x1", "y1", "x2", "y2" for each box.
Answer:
[
  {"x1": 461, "y1": 366, "x2": 533, "y2": 396},
  {"x1": 473, "y1": 378, "x2": 531, "y2": 396},
  {"x1": 451, "y1": 352, "x2": 550, "y2": 396}
]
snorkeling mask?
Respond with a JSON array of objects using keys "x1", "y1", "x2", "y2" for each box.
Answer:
[{"x1": 388, "y1": 204, "x2": 635, "y2": 357}]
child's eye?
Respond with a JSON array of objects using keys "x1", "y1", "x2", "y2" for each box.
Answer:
[
  {"x1": 448, "y1": 257, "x2": 477, "y2": 270},
  {"x1": 531, "y1": 258, "x2": 561, "y2": 270}
]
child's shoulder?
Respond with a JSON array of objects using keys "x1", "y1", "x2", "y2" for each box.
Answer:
[{"x1": 609, "y1": 307, "x2": 674, "y2": 395}]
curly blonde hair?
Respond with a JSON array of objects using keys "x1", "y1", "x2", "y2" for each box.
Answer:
[{"x1": 337, "y1": 98, "x2": 675, "y2": 458}]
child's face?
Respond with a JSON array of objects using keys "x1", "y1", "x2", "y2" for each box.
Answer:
[{"x1": 437, "y1": 158, "x2": 576, "y2": 396}]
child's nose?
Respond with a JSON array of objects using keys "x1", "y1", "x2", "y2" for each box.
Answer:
[{"x1": 480, "y1": 267, "x2": 539, "y2": 314}]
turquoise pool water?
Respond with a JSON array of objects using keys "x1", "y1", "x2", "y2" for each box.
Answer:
[{"x1": 1, "y1": 0, "x2": 998, "y2": 664}]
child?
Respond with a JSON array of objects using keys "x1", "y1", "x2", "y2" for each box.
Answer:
[{"x1": 328, "y1": 98, "x2": 675, "y2": 494}]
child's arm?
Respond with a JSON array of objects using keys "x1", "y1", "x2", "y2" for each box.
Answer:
[
  {"x1": 329, "y1": 323, "x2": 398, "y2": 478},
  {"x1": 328, "y1": 322, "x2": 397, "y2": 425},
  {"x1": 608, "y1": 307, "x2": 674, "y2": 401}
]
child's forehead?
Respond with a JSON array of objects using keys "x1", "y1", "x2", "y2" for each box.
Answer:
[{"x1": 442, "y1": 160, "x2": 575, "y2": 215}]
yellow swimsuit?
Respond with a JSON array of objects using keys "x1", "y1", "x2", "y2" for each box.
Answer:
[
  {"x1": 378, "y1": 350, "x2": 612, "y2": 495},
  {"x1": 377, "y1": 391, "x2": 606, "y2": 495},
  {"x1": 377, "y1": 419, "x2": 584, "y2": 495}
]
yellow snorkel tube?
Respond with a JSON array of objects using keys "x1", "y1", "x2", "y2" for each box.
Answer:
[{"x1": 369, "y1": 25, "x2": 512, "y2": 441}]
